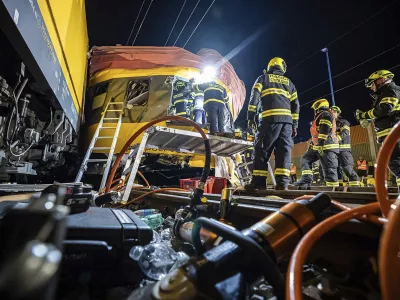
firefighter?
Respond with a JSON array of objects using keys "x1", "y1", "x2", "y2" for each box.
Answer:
[
  {"x1": 245, "y1": 57, "x2": 299, "y2": 190},
  {"x1": 295, "y1": 99, "x2": 339, "y2": 187},
  {"x1": 171, "y1": 80, "x2": 192, "y2": 117},
  {"x1": 290, "y1": 162, "x2": 297, "y2": 183},
  {"x1": 330, "y1": 106, "x2": 360, "y2": 187},
  {"x1": 356, "y1": 70, "x2": 400, "y2": 187},
  {"x1": 192, "y1": 89, "x2": 206, "y2": 126},
  {"x1": 195, "y1": 81, "x2": 229, "y2": 135}
]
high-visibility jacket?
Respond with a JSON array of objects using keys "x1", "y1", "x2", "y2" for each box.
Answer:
[
  {"x1": 195, "y1": 82, "x2": 228, "y2": 106},
  {"x1": 358, "y1": 82, "x2": 400, "y2": 142},
  {"x1": 247, "y1": 70, "x2": 299, "y2": 128},
  {"x1": 357, "y1": 160, "x2": 368, "y2": 171},
  {"x1": 336, "y1": 118, "x2": 352, "y2": 152},
  {"x1": 171, "y1": 81, "x2": 192, "y2": 115},
  {"x1": 310, "y1": 109, "x2": 338, "y2": 152},
  {"x1": 290, "y1": 165, "x2": 297, "y2": 175}
]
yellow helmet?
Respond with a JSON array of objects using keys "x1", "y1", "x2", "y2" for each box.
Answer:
[
  {"x1": 174, "y1": 80, "x2": 186, "y2": 90},
  {"x1": 330, "y1": 105, "x2": 341, "y2": 114},
  {"x1": 311, "y1": 99, "x2": 330, "y2": 111},
  {"x1": 267, "y1": 57, "x2": 287, "y2": 74},
  {"x1": 365, "y1": 70, "x2": 394, "y2": 88}
]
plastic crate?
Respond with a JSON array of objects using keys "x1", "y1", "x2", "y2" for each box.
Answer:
[
  {"x1": 180, "y1": 178, "x2": 200, "y2": 190},
  {"x1": 206, "y1": 177, "x2": 227, "y2": 194},
  {"x1": 180, "y1": 177, "x2": 227, "y2": 194}
]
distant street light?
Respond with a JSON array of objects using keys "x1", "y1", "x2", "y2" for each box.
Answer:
[{"x1": 321, "y1": 48, "x2": 335, "y2": 106}]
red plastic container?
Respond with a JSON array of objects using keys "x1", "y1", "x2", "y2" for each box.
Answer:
[
  {"x1": 206, "y1": 177, "x2": 227, "y2": 194},
  {"x1": 180, "y1": 177, "x2": 227, "y2": 194}
]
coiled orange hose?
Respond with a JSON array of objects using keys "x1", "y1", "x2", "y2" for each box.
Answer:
[
  {"x1": 375, "y1": 122, "x2": 400, "y2": 217},
  {"x1": 286, "y1": 202, "x2": 381, "y2": 300},
  {"x1": 294, "y1": 195, "x2": 387, "y2": 226},
  {"x1": 379, "y1": 200, "x2": 400, "y2": 299}
]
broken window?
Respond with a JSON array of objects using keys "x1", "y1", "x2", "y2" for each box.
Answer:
[{"x1": 125, "y1": 79, "x2": 150, "y2": 108}]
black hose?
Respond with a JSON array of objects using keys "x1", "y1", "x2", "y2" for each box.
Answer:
[
  {"x1": 15, "y1": 78, "x2": 28, "y2": 102},
  {"x1": 9, "y1": 78, "x2": 29, "y2": 145},
  {"x1": 191, "y1": 217, "x2": 285, "y2": 299}
]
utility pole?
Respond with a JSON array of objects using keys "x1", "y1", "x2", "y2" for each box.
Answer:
[{"x1": 321, "y1": 48, "x2": 335, "y2": 105}]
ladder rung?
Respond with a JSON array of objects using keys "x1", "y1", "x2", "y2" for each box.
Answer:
[
  {"x1": 106, "y1": 109, "x2": 123, "y2": 112},
  {"x1": 104, "y1": 118, "x2": 120, "y2": 120},
  {"x1": 108, "y1": 102, "x2": 124, "y2": 105},
  {"x1": 87, "y1": 159, "x2": 108, "y2": 163},
  {"x1": 96, "y1": 136, "x2": 114, "y2": 139},
  {"x1": 93, "y1": 147, "x2": 111, "y2": 150},
  {"x1": 101, "y1": 126, "x2": 117, "y2": 129}
]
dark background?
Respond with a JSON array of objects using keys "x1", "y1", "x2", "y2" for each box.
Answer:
[{"x1": 86, "y1": 0, "x2": 400, "y2": 141}]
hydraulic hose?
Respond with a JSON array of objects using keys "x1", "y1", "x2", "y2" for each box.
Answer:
[
  {"x1": 192, "y1": 217, "x2": 285, "y2": 299},
  {"x1": 379, "y1": 200, "x2": 400, "y2": 300},
  {"x1": 138, "y1": 170, "x2": 150, "y2": 187},
  {"x1": 286, "y1": 202, "x2": 381, "y2": 300},
  {"x1": 106, "y1": 116, "x2": 210, "y2": 194},
  {"x1": 295, "y1": 195, "x2": 387, "y2": 225},
  {"x1": 375, "y1": 121, "x2": 400, "y2": 217},
  {"x1": 114, "y1": 188, "x2": 187, "y2": 208}
]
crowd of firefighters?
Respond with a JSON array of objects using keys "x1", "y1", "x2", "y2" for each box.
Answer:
[
  {"x1": 244, "y1": 57, "x2": 400, "y2": 191},
  {"x1": 169, "y1": 78, "x2": 234, "y2": 136},
  {"x1": 169, "y1": 57, "x2": 400, "y2": 191}
]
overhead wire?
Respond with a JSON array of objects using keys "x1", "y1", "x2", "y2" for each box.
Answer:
[
  {"x1": 132, "y1": 0, "x2": 154, "y2": 46},
  {"x1": 165, "y1": 0, "x2": 188, "y2": 46},
  {"x1": 300, "y1": 63, "x2": 400, "y2": 107},
  {"x1": 182, "y1": 0, "x2": 216, "y2": 48},
  {"x1": 126, "y1": 0, "x2": 146, "y2": 45},
  {"x1": 173, "y1": 0, "x2": 201, "y2": 46},
  {"x1": 299, "y1": 42, "x2": 400, "y2": 96},
  {"x1": 289, "y1": 1, "x2": 398, "y2": 72}
]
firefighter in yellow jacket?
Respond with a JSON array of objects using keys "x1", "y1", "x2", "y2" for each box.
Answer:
[
  {"x1": 356, "y1": 70, "x2": 400, "y2": 187},
  {"x1": 294, "y1": 99, "x2": 339, "y2": 187},
  {"x1": 245, "y1": 57, "x2": 299, "y2": 190}
]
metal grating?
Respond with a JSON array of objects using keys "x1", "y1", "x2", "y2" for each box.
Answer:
[{"x1": 146, "y1": 126, "x2": 253, "y2": 157}]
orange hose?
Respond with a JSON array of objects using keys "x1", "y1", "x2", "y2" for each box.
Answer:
[
  {"x1": 294, "y1": 195, "x2": 387, "y2": 225},
  {"x1": 286, "y1": 202, "x2": 381, "y2": 300},
  {"x1": 137, "y1": 170, "x2": 150, "y2": 187},
  {"x1": 106, "y1": 116, "x2": 207, "y2": 193},
  {"x1": 114, "y1": 188, "x2": 187, "y2": 208},
  {"x1": 331, "y1": 200, "x2": 387, "y2": 226},
  {"x1": 379, "y1": 201, "x2": 400, "y2": 300},
  {"x1": 375, "y1": 122, "x2": 400, "y2": 217}
]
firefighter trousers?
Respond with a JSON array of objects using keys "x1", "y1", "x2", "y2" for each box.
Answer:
[
  {"x1": 252, "y1": 122, "x2": 293, "y2": 187},
  {"x1": 175, "y1": 102, "x2": 190, "y2": 117},
  {"x1": 319, "y1": 151, "x2": 339, "y2": 187},
  {"x1": 298, "y1": 147, "x2": 319, "y2": 184},
  {"x1": 204, "y1": 102, "x2": 226, "y2": 134},
  {"x1": 338, "y1": 151, "x2": 359, "y2": 186}
]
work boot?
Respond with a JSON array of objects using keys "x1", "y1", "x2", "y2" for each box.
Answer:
[
  {"x1": 244, "y1": 176, "x2": 267, "y2": 191},
  {"x1": 244, "y1": 183, "x2": 267, "y2": 191},
  {"x1": 292, "y1": 180, "x2": 311, "y2": 190},
  {"x1": 275, "y1": 184, "x2": 288, "y2": 191}
]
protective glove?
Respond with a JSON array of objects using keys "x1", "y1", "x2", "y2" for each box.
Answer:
[
  {"x1": 360, "y1": 119, "x2": 369, "y2": 128},
  {"x1": 292, "y1": 128, "x2": 297, "y2": 137},
  {"x1": 317, "y1": 145, "x2": 324, "y2": 156},
  {"x1": 355, "y1": 109, "x2": 363, "y2": 120},
  {"x1": 248, "y1": 119, "x2": 257, "y2": 131}
]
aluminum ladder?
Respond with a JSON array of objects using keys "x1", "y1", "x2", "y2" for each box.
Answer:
[{"x1": 75, "y1": 101, "x2": 124, "y2": 191}]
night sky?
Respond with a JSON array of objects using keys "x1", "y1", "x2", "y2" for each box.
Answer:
[{"x1": 86, "y1": 0, "x2": 400, "y2": 141}]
